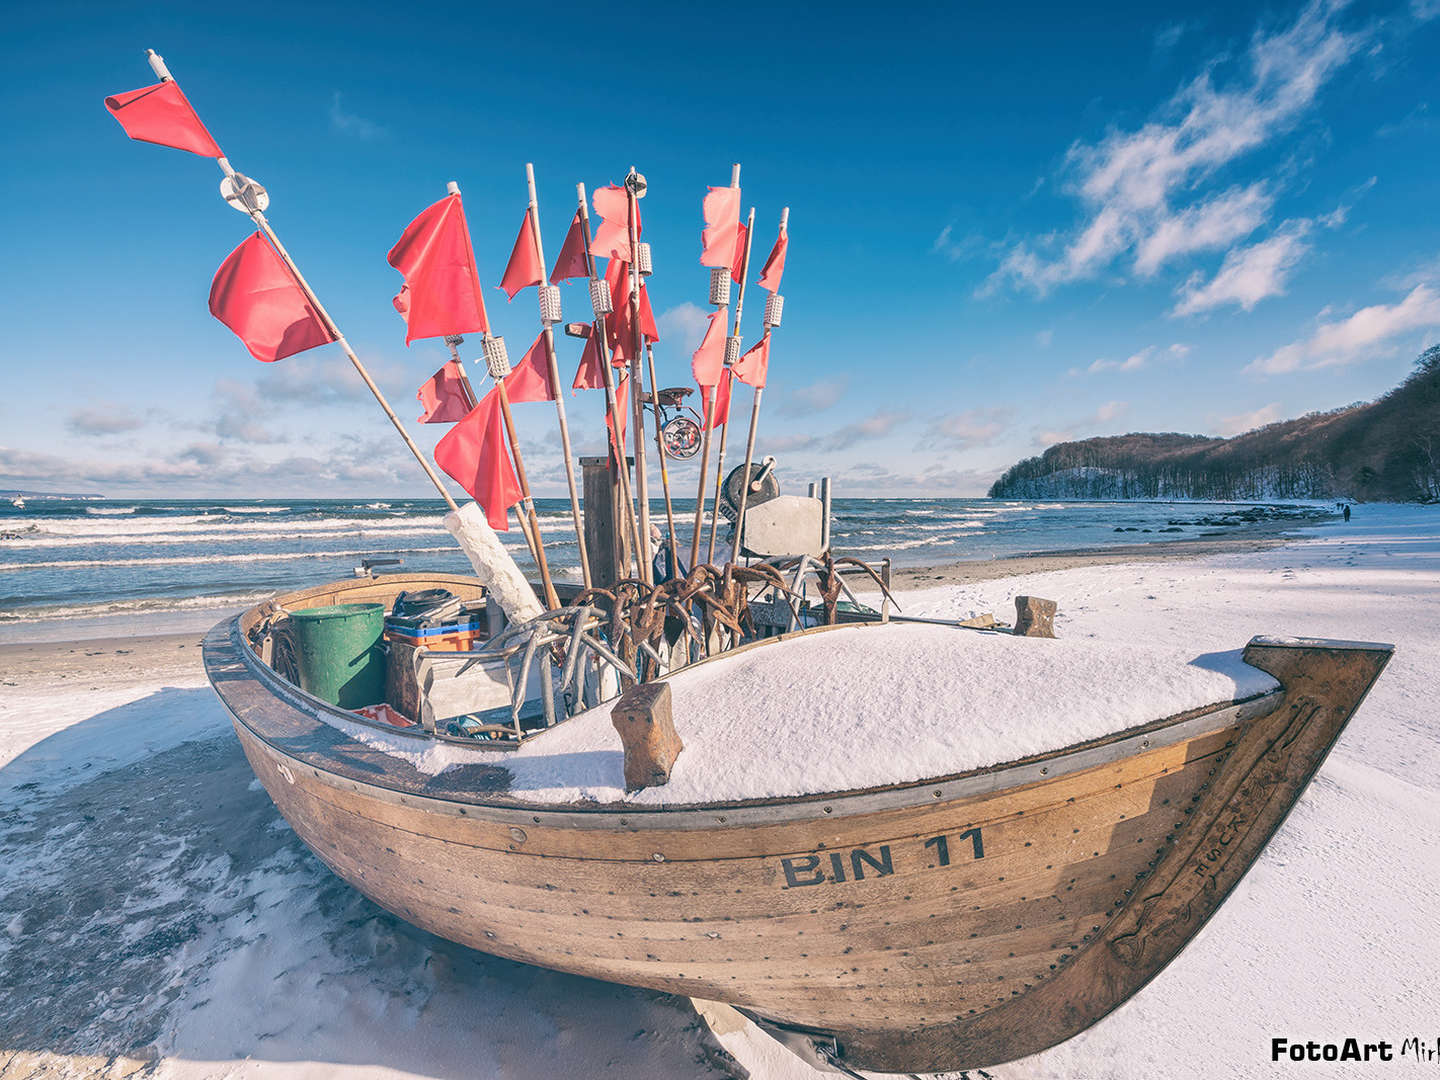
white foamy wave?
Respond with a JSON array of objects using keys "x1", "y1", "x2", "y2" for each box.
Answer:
[
  {"x1": 0, "y1": 591, "x2": 277, "y2": 623},
  {"x1": 1, "y1": 516, "x2": 451, "y2": 547},
  {"x1": 0, "y1": 545, "x2": 462, "y2": 572},
  {"x1": 222, "y1": 506, "x2": 290, "y2": 514},
  {"x1": 84, "y1": 507, "x2": 137, "y2": 515},
  {"x1": 846, "y1": 531, "x2": 981, "y2": 552}
]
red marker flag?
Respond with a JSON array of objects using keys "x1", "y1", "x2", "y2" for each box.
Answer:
[
  {"x1": 700, "y1": 186, "x2": 741, "y2": 268},
  {"x1": 589, "y1": 185, "x2": 636, "y2": 260},
  {"x1": 731, "y1": 221, "x2": 749, "y2": 285},
  {"x1": 691, "y1": 307, "x2": 728, "y2": 387},
  {"x1": 733, "y1": 335, "x2": 770, "y2": 388},
  {"x1": 388, "y1": 193, "x2": 489, "y2": 345},
  {"x1": 105, "y1": 81, "x2": 222, "y2": 157},
  {"x1": 700, "y1": 368, "x2": 733, "y2": 429},
  {"x1": 416, "y1": 360, "x2": 472, "y2": 424},
  {"x1": 499, "y1": 212, "x2": 544, "y2": 299},
  {"x1": 758, "y1": 229, "x2": 788, "y2": 293},
  {"x1": 571, "y1": 330, "x2": 605, "y2": 391},
  {"x1": 208, "y1": 232, "x2": 336, "y2": 362},
  {"x1": 607, "y1": 375, "x2": 630, "y2": 457},
  {"x1": 505, "y1": 333, "x2": 557, "y2": 403},
  {"x1": 550, "y1": 210, "x2": 590, "y2": 283},
  {"x1": 434, "y1": 388, "x2": 523, "y2": 531}
]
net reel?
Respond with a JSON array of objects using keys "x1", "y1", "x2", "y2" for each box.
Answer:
[
  {"x1": 708, "y1": 267, "x2": 732, "y2": 306},
  {"x1": 763, "y1": 293, "x2": 784, "y2": 329},
  {"x1": 483, "y1": 335, "x2": 511, "y2": 379},
  {"x1": 589, "y1": 278, "x2": 613, "y2": 317},
  {"x1": 538, "y1": 284, "x2": 562, "y2": 325},
  {"x1": 719, "y1": 458, "x2": 780, "y2": 522}
]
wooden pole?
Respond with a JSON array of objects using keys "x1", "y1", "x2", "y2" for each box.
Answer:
[
  {"x1": 525, "y1": 164, "x2": 593, "y2": 589},
  {"x1": 623, "y1": 170, "x2": 653, "y2": 585},
  {"x1": 576, "y1": 183, "x2": 643, "y2": 579},
  {"x1": 142, "y1": 51, "x2": 460, "y2": 513},
  {"x1": 643, "y1": 340, "x2": 681, "y2": 577},
  {"x1": 731, "y1": 206, "x2": 788, "y2": 561},
  {"x1": 688, "y1": 163, "x2": 740, "y2": 569},
  {"x1": 707, "y1": 206, "x2": 756, "y2": 563}
]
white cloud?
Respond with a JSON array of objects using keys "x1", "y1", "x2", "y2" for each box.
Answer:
[
  {"x1": 1247, "y1": 283, "x2": 1440, "y2": 374},
  {"x1": 1084, "y1": 342, "x2": 1189, "y2": 374},
  {"x1": 1171, "y1": 221, "x2": 1313, "y2": 315},
  {"x1": 1215, "y1": 402, "x2": 1284, "y2": 435},
  {"x1": 778, "y1": 377, "x2": 850, "y2": 416},
  {"x1": 924, "y1": 407, "x2": 1011, "y2": 450},
  {"x1": 66, "y1": 408, "x2": 145, "y2": 436},
  {"x1": 328, "y1": 92, "x2": 385, "y2": 139},
  {"x1": 988, "y1": 2, "x2": 1362, "y2": 295},
  {"x1": 656, "y1": 302, "x2": 710, "y2": 354},
  {"x1": 1036, "y1": 401, "x2": 1130, "y2": 446}
]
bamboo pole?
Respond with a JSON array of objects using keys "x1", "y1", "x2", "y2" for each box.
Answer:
[
  {"x1": 731, "y1": 206, "x2": 788, "y2": 561},
  {"x1": 688, "y1": 163, "x2": 740, "y2": 569},
  {"x1": 145, "y1": 47, "x2": 460, "y2": 514},
  {"x1": 525, "y1": 164, "x2": 592, "y2": 589},
  {"x1": 576, "y1": 183, "x2": 643, "y2": 579},
  {"x1": 707, "y1": 206, "x2": 756, "y2": 563},
  {"x1": 623, "y1": 169, "x2": 653, "y2": 585},
  {"x1": 643, "y1": 340, "x2": 681, "y2": 577}
]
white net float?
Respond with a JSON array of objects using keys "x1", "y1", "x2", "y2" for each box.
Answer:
[
  {"x1": 724, "y1": 336, "x2": 741, "y2": 367},
  {"x1": 635, "y1": 242, "x2": 653, "y2": 276},
  {"x1": 763, "y1": 293, "x2": 784, "y2": 329},
  {"x1": 483, "y1": 335, "x2": 511, "y2": 379},
  {"x1": 589, "y1": 278, "x2": 612, "y2": 316},
  {"x1": 708, "y1": 267, "x2": 731, "y2": 306},
  {"x1": 538, "y1": 284, "x2": 562, "y2": 325}
]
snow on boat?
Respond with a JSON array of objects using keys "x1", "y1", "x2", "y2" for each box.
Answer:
[{"x1": 202, "y1": 571, "x2": 1391, "y2": 1074}]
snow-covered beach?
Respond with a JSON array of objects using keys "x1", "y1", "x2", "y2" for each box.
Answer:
[{"x1": 3, "y1": 506, "x2": 1437, "y2": 1080}]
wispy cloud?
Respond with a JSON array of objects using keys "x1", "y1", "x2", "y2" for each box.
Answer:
[
  {"x1": 923, "y1": 407, "x2": 1011, "y2": 450},
  {"x1": 986, "y1": 2, "x2": 1364, "y2": 296},
  {"x1": 657, "y1": 302, "x2": 710, "y2": 354},
  {"x1": 1247, "y1": 283, "x2": 1440, "y2": 375},
  {"x1": 777, "y1": 376, "x2": 850, "y2": 416},
  {"x1": 329, "y1": 92, "x2": 386, "y2": 140},
  {"x1": 1077, "y1": 342, "x2": 1189, "y2": 375},
  {"x1": 1172, "y1": 221, "x2": 1314, "y2": 315},
  {"x1": 1035, "y1": 400, "x2": 1129, "y2": 447},
  {"x1": 769, "y1": 409, "x2": 911, "y2": 453},
  {"x1": 66, "y1": 407, "x2": 145, "y2": 436},
  {"x1": 1215, "y1": 402, "x2": 1284, "y2": 435}
]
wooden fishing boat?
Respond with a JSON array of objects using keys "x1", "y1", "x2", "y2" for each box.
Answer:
[{"x1": 204, "y1": 571, "x2": 1391, "y2": 1074}]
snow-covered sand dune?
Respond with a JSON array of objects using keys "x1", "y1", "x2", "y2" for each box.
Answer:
[{"x1": 2, "y1": 505, "x2": 1436, "y2": 1079}]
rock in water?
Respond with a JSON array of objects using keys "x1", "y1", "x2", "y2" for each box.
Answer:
[
  {"x1": 611, "y1": 682, "x2": 684, "y2": 791},
  {"x1": 1014, "y1": 596, "x2": 1058, "y2": 638}
]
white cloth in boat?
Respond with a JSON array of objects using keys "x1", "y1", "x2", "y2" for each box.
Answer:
[{"x1": 329, "y1": 624, "x2": 1279, "y2": 807}]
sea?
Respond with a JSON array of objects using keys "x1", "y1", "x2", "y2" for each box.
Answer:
[{"x1": 0, "y1": 496, "x2": 1329, "y2": 642}]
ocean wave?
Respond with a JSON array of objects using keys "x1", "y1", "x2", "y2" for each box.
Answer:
[
  {"x1": 0, "y1": 591, "x2": 278, "y2": 623},
  {"x1": 0, "y1": 516, "x2": 453, "y2": 546},
  {"x1": 222, "y1": 506, "x2": 290, "y2": 514},
  {"x1": 0, "y1": 545, "x2": 465, "y2": 572},
  {"x1": 84, "y1": 507, "x2": 137, "y2": 515}
]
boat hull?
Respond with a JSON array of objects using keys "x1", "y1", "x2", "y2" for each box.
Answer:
[{"x1": 205, "y1": 581, "x2": 1390, "y2": 1073}]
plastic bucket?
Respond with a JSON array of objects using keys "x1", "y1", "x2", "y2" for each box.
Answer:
[{"x1": 289, "y1": 602, "x2": 386, "y2": 708}]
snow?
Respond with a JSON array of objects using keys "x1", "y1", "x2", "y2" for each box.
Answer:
[
  {"x1": 2, "y1": 502, "x2": 1437, "y2": 1079},
  {"x1": 329, "y1": 627, "x2": 1277, "y2": 805}
]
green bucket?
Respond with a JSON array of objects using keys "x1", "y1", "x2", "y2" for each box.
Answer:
[{"x1": 289, "y1": 602, "x2": 386, "y2": 709}]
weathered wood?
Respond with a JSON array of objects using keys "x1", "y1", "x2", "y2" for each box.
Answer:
[
  {"x1": 582, "y1": 455, "x2": 633, "y2": 590},
  {"x1": 611, "y1": 681, "x2": 682, "y2": 790},
  {"x1": 1014, "y1": 595, "x2": 1057, "y2": 638}
]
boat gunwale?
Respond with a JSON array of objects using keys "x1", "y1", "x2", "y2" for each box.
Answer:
[{"x1": 206, "y1": 605, "x2": 1300, "y2": 829}]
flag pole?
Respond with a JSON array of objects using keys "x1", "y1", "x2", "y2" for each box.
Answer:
[
  {"x1": 643, "y1": 339, "x2": 681, "y2": 577},
  {"x1": 576, "y1": 182, "x2": 644, "y2": 580},
  {"x1": 623, "y1": 169, "x2": 653, "y2": 586},
  {"x1": 141, "y1": 50, "x2": 461, "y2": 514},
  {"x1": 707, "y1": 206, "x2": 756, "y2": 563},
  {"x1": 732, "y1": 206, "x2": 788, "y2": 562},
  {"x1": 525, "y1": 164, "x2": 593, "y2": 589},
  {"x1": 688, "y1": 163, "x2": 740, "y2": 569}
]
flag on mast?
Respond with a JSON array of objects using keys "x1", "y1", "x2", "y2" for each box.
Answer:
[
  {"x1": 550, "y1": 211, "x2": 589, "y2": 283},
  {"x1": 505, "y1": 333, "x2": 558, "y2": 403},
  {"x1": 691, "y1": 307, "x2": 728, "y2": 386},
  {"x1": 758, "y1": 228, "x2": 788, "y2": 292},
  {"x1": 571, "y1": 330, "x2": 605, "y2": 391},
  {"x1": 700, "y1": 186, "x2": 741, "y2": 267},
  {"x1": 589, "y1": 185, "x2": 636, "y2": 260},
  {"x1": 606, "y1": 374, "x2": 630, "y2": 456},
  {"x1": 498, "y1": 213, "x2": 544, "y2": 299},
  {"x1": 700, "y1": 368, "x2": 733, "y2": 429},
  {"x1": 730, "y1": 221, "x2": 749, "y2": 285},
  {"x1": 104, "y1": 81, "x2": 222, "y2": 157},
  {"x1": 434, "y1": 388, "x2": 523, "y2": 530},
  {"x1": 733, "y1": 335, "x2": 770, "y2": 388},
  {"x1": 208, "y1": 232, "x2": 336, "y2": 362},
  {"x1": 416, "y1": 360, "x2": 472, "y2": 423},
  {"x1": 387, "y1": 194, "x2": 490, "y2": 344}
]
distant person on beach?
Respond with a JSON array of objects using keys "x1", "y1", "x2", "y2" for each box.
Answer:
[{"x1": 1344, "y1": 505, "x2": 1351, "y2": 521}]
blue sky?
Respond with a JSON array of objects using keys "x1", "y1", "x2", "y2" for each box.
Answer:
[{"x1": 2, "y1": 0, "x2": 1438, "y2": 498}]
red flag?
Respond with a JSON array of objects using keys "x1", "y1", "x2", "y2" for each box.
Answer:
[
  {"x1": 638, "y1": 282, "x2": 660, "y2": 343},
  {"x1": 505, "y1": 333, "x2": 557, "y2": 403},
  {"x1": 572, "y1": 330, "x2": 605, "y2": 391},
  {"x1": 416, "y1": 360, "x2": 472, "y2": 424},
  {"x1": 499, "y1": 212, "x2": 544, "y2": 300},
  {"x1": 691, "y1": 307, "x2": 728, "y2": 387},
  {"x1": 733, "y1": 335, "x2": 770, "y2": 388},
  {"x1": 607, "y1": 375, "x2": 630, "y2": 457},
  {"x1": 208, "y1": 232, "x2": 336, "y2": 362},
  {"x1": 700, "y1": 186, "x2": 741, "y2": 268},
  {"x1": 605, "y1": 259, "x2": 660, "y2": 365},
  {"x1": 700, "y1": 367, "x2": 733, "y2": 429},
  {"x1": 758, "y1": 229, "x2": 788, "y2": 293},
  {"x1": 550, "y1": 210, "x2": 590, "y2": 283},
  {"x1": 388, "y1": 194, "x2": 489, "y2": 344},
  {"x1": 731, "y1": 221, "x2": 749, "y2": 285},
  {"x1": 589, "y1": 184, "x2": 636, "y2": 260},
  {"x1": 434, "y1": 389, "x2": 523, "y2": 531},
  {"x1": 105, "y1": 81, "x2": 222, "y2": 157}
]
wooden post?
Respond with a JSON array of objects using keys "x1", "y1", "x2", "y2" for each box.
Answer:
[
  {"x1": 706, "y1": 207, "x2": 756, "y2": 563},
  {"x1": 577, "y1": 183, "x2": 643, "y2": 580},
  {"x1": 525, "y1": 164, "x2": 592, "y2": 589},
  {"x1": 689, "y1": 164, "x2": 740, "y2": 569},
  {"x1": 624, "y1": 170, "x2": 653, "y2": 585},
  {"x1": 610, "y1": 681, "x2": 683, "y2": 791},
  {"x1": 581, "y1": 454, "x2": 635, "y2": 588}
]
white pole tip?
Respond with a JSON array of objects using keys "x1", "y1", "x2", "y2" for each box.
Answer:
[{"x1": 446, "y1": 181, "x2": 460, "y2": 195}]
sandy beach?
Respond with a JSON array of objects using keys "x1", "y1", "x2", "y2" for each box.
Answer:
[{"x1": 2, "y1": 509, "x2": 1436, "y2": 1079}]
